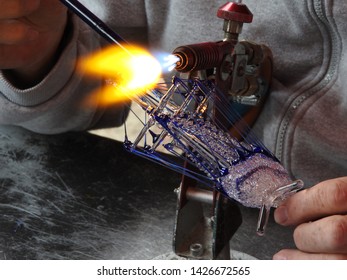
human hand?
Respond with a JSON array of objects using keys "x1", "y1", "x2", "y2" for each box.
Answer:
[
  {"x1": 0, "y1": 0, "x2": 67, "y2": 87},
  {"x1": 273, "y1": 177, "x2": 347, "y2": 260}
]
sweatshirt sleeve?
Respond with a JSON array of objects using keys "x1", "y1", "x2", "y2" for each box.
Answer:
[{"x1": 0, "y1": 14, "x2": 128, "y2": 134}]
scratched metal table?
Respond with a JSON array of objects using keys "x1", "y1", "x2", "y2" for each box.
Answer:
[{"x1": 0, "y1": 126, "x2": 294, "y2": 260}]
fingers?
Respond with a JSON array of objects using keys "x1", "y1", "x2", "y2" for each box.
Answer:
[
  {"x1": 273, "y1": 249, "x2": 347, "y2": 260},
  {"x1": 273, "y1": 178, "x2": 347, "y2": 259},
  {"x1": 293, "y1": 214, "x2": 347, "y2": 254},
  {"x1": 0, "y1": 20, "x2": 39, "y2": 44},
  {"x1": 274, "y1": 177, "x2": 347, "y2": 225},
  {"x1": 0, "y1": 0, "x2": 40, "y2": 19},
  {"x1": 0, "y1": 0, "x2": 41, "y2": 44}
]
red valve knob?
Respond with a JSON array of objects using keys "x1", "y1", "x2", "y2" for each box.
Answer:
[{"x1": 217, "y1": 2, "x2": 253, "y2": 23}]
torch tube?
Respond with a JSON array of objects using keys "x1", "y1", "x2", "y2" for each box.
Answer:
[{"x1": 59, "y1": 0, "x2": 130, "y2": 54}]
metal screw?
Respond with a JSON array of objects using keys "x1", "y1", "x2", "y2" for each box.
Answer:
[{"x1": 190, "y1": 243, "x2": 204, "y2": 257}]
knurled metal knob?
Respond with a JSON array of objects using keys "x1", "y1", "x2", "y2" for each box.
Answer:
[{"x1": 217, "y1": 2, "x2": 253, "y2": 23}]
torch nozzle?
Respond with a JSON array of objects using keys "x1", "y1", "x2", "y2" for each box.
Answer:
[{"x1": 172, "y1": 41, "x2": 231, "y2": 73}]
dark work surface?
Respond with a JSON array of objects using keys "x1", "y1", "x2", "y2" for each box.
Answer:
[{"x1": 0, "y1": 126, "x2": 295, "y2": 260}]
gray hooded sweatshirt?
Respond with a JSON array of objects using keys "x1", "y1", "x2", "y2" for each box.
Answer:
[{"x1": 0, "y1": 1, "x2": 345, "y2": 200}]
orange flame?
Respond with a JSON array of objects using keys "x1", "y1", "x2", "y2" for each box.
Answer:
[{"x1": 79, "y1": 45, "x2": 162, "y2": 106}]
